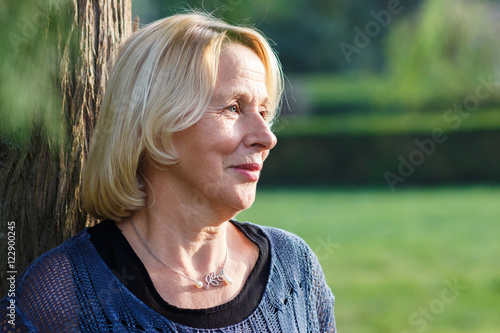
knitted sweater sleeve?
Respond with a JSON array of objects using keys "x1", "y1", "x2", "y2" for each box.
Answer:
[
  {"x1": 262, "y1": 226, "x2": 336, "y2": 332},
  {"x1": 307, "y1": 241, "x2": 336, "y2": 332},
  {"x1": 1, "y1": 243, "x2": 80, "y2": 332}
]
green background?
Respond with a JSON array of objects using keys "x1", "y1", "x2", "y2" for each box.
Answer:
[{"x1": 2, "y1": 0, "x2": 499, "y2": 331}]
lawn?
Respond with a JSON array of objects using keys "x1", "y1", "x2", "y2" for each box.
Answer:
[{"x1": 236, "y1": 186, "x2": 500, "y2": 333}]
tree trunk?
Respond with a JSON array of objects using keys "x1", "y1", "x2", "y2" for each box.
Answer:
[{"x1": 0, "y1": 0, "x2": 131, "y2": 295}]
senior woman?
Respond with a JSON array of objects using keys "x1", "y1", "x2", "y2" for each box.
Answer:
[{"x1": 1, "y1": 13, "x2": 335, "y2": 332}]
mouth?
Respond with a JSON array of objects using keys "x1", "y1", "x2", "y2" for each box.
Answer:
[{"x1": 231, "y1": 163, "x2": 263, "y2": 181}]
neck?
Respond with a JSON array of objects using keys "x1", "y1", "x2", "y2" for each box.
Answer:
[
  {"x1": 119, "y1": 158, "x2": 248, "y2": 283},
  {"x1": 131, "y1": 210, "x2": 230, "y2": 273},
  {"x1": 122, "y1": 174, "x2": 239, "y2": 278}
]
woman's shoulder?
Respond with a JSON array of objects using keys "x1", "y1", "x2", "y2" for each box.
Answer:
[
  {"x1": 239, "y1": 221, "x2": 311, "y2": 252},
  {"x1": 19, "y1": 230, "x2": 91, "y2": 275},
  {"x1": 235, "y1": 221, "x2": 316, "y2": 276},
  {"x1": 14, "y1": 229, "x2": 93, "y2": 294},
  {"x1": 12, "y1": 229, "x2": 101, "y2": 303},
  {"x1": 3, "y1": 230, "x2": 92, "y2": 331},
  {"x1": 242, "y1": 221, "x2": 336, "y2": 331}
]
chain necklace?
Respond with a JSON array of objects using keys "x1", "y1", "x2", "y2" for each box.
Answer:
[{"x1": 129, "y1": 216, "x2": 233, "y2": 289}]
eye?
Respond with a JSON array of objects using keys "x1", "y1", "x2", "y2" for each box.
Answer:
[
  {"x1": 259, "y1": 109, "x2": 268, "y2": 120},
  {"x1": 226, "y1": 104, "x2": 240, "y2": 114}
]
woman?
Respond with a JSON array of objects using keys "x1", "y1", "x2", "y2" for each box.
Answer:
[{"x1": 1, "y1": 12, "x2": 335, "y2": 332}]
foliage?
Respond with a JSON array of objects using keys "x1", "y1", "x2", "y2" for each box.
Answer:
[
  {"x1": 261, "y1": 128, "x2": 500, "y2": 187},
  {"x1": 0, "y1": 0, "x2": 75, "y2": 145},
  {"x1": 294, "y1": 0, "x2": 500, "y2": 115},
  {"x1": 237, "y1": 186, "x2": 500, "y2": 333},
  {"x1": 383, "y1": 0, "x2": 500, "y2": 110},
  {"x1": 274, "y1": 109, "x2": 500, "y2": 137},
  {"x1": 295, "y1": 74, "x2": 392, "y2": 115},
  {"x1": 132, "y1": 0, "x2": 422, "y2": 72}
]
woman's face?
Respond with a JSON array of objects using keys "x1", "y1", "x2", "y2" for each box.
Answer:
[{"x1": 168, "y1": 43, "x2": 277, "y2": 216}]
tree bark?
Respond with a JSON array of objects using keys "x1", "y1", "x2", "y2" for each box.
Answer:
[{"x1": 0, "y1": 0, "x2": 131, "y2": 295}]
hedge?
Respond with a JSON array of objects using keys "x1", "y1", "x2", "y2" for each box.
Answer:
[{"x1": 260, "y1": 129, "x2": 500, "y2": 189}]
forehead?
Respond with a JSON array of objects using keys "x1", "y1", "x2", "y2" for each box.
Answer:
[
  {"x1": 218, "y1": 43, "x2": 265, "y2": 74},
  {"x1": 213, "y1": 44, "x2": 267, "y2": 102}
]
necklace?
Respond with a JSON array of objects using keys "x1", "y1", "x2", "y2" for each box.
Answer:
[{"x1": 129, "y1": 216, "x2": 233, "y2": 289}]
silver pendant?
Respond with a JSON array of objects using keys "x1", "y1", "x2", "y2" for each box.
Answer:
[
  {"x1": 204, "y1": 269, "x2": 225, "y2": 289},
  {"x1": 199, "y1": 269, "x2": 233, "y2": 289}
]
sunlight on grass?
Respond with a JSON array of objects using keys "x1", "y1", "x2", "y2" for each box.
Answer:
[{"x1": 237, "y1": 186, "x2": 500, "y2": 333}]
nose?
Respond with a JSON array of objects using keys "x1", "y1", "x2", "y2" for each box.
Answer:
[{"x1": 244, "y1": 113, "x2": 278, "y2": 151}]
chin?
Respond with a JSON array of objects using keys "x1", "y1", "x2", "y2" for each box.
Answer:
[
  {"x1": 229, "y1": 188, "x2": 257, "y2": 212},
  {"x1": 231, "y1": 196, "x2": 255, "y2": 212}
]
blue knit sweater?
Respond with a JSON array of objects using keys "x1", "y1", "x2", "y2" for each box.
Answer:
[{"x1": 1, "y1": 224, "x2": 335, "y2": 332}]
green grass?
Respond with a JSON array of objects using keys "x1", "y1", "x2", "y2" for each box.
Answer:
[{"x1": 236, "y1": 186, "x2": 500, "y2": 333}]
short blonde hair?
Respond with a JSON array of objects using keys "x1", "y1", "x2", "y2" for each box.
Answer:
[{"x1": 83, "y1": 12, "x2": 283, "y2": 221}]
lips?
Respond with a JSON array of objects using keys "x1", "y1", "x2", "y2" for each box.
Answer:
[{"x1": 231, "y1": 163, "x2": 263, "y2": 181}]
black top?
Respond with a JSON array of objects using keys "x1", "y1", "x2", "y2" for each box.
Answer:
[{"x1": 87, "y1": 219, "x2": 271, "y2": 329}]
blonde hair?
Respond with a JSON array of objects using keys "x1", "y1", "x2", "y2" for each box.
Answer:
[{"x1": 82, "y1": 12, "x2": 283, "y2": 221}]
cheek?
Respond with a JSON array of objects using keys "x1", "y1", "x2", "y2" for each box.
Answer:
[
  {"x1": 209, "y1": 127, "x2": 241, "y2": 156},
  {"x1": 174, "y1": 119, "x2": 242, "y2": 172}
]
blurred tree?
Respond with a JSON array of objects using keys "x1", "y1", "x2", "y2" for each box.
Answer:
[
  {"x1": 0, "y1": 0, "x2": 131, "y2": 295},
  {"x1": 132, "y1": 0, "x2": 422, "y2": 73},
  {"x1": 383, "y1": 0, "x2": 500, "y2": 110}
]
